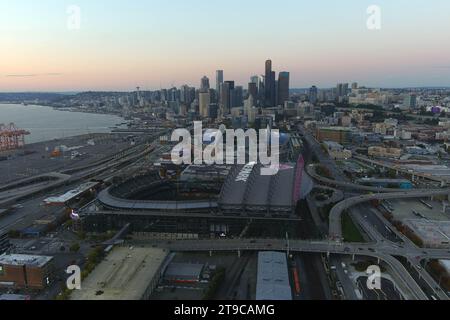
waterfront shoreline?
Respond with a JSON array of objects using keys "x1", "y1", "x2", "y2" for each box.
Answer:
[{"x1": 0, "y1": 103, "x2": 126, "y2": 144}]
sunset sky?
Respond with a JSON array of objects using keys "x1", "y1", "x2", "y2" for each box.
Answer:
[{"x1": 1, "y1": 0, "x2": 450, "y2": 91}]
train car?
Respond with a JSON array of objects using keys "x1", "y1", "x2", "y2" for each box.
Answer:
[{"x1": 292, "y1": 267, "x2": 301, "y2": 295}]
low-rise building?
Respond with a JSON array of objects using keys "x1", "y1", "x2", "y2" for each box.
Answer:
[
  {"x1": 323, "y1": 141, "x2": 352, "y2": 160},
  {"x1": 163, "y1": 263, "x2": 204, "y2": 284},
  {"x1": 368, "y1": 146, "x2": 402, "y2": 159},
  {"x1": 316, "y1": 127, "x2": 353, "y2": 144},
  {"x1": 0, "y1": 254, "x2": 54, "y2": 290},
  {"x1": 256, "y1": 251, "x2": 292, "y2": 301}
]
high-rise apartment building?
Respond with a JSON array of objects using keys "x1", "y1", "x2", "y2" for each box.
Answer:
[
  {"x1": 277, "y1": 72, "x2": 290, "y2": 106},
  {"x1": 265, "y1": 59, "x2": 276, "y2": 107},
  {"x1": 199, "y1": 92, "x2": 211, "y2": 117},
  {"x1": 309, "y1": 86, "x2": 318, "y2": 105},
  {"x1": 200, "y1": 76, "x2": 210, "y2": 91},
  {"x1": 220, "y1": 81, "x2": 235, "y2": 115},
  {"x1": 216, "y1": 70, "x2": 223, "y2": 94}
]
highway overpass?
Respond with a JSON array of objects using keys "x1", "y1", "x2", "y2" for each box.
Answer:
[
  {"x1": 328, "y1": 189, "x2": 450, "y2": 241},
  {"x1": 145, "y1": 238, "x2": 450, "y2": 300}
]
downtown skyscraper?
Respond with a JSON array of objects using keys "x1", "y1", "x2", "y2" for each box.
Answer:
[
  {"x1": 220, "y1": 80, "x2": 234, "y2": 115},
  {"x1": 277, "y1": 71, "x2": 290, "y2": 106},
  {"x1": 264, "y1": 59, "x2": 276, "y2": 107},
  {"x1": 216, "y1": 70, "x2": 224, "y2": 95},
  {"x1": 200, "y1": 76, "x2": 210, "y2": 92}
]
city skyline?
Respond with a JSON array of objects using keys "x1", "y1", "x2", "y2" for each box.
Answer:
[{"x1": 1, "y1": 0, "x2": 450, "y2": 91}]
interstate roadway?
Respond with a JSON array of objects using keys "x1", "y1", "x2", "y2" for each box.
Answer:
[{"x1": 148, "y1": 237, "x2": 450, "y2": 300}]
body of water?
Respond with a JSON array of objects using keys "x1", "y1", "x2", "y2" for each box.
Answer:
[{"x1": 0, "y1": 104, "x2": 125, "y2": 144}]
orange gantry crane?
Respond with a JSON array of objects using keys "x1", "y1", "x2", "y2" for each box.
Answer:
[{"x1": 0, "y1": 123, "x2": 30, "y2": 151}]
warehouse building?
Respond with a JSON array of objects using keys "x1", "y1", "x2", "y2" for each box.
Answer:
[
  {"x1": 163, "y1": 263, "x2": 205, "y2": 284},
  {"x1": 0, "y1": 254, "x2": 54, "y2": 290},
  {"x1": 256, "y1": 251, "x2": 292, "y2": 301},
  {"x1": 316, "y1": 127, "x2": 353, "y2": 144}
]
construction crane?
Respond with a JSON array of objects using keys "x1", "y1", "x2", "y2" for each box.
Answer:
[{"x1": 0, "y1": 123, "x2": 30, "y2": 151}]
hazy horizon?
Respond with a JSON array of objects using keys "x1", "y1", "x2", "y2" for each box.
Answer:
[{"x1": 1, "y1": 0, "x2": 450, "y2": 91}]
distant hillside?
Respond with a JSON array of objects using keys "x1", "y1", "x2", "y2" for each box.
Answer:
[{"x1": 0, "y1": 92, "x2": 69, "y2": 103}]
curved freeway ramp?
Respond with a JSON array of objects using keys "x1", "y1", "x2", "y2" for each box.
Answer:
[
  {"x1": 150, "y1": 238, "x2": 431, "y2": 300},
  {"x1": 328, "y1": 189, "x2": 450, "y2": 241},
  {"x1": 306, "y1": 164, "x2": 416, "y2": 193},
  {"x1": 0, "y1": 172, "x2": 71, "y2": 207}
]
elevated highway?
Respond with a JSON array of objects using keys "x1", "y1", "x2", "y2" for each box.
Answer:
[
  {"x1": 307, "y1": 164, "x2": 426, "y2": 193},
  {"x1": 146, "y1": 237, "x2": 450, "y2": 300},
  {"x1": 328, "y1": 189, "x2": 450, "y2": 241}
]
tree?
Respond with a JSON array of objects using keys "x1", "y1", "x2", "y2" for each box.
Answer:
[{"x1": 70, "y1": 243, "x2": 80, "y2": 253}]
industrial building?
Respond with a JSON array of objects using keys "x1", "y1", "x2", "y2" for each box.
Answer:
[
  {"x1": 71, "y1": 246, "x2": 169, "y2": 300},
  {"x1": 0, "y1": 254, "x2": 54, "y2": 290},
  {"x1": 315, "y1": 127, "x2": 353, "y2": 144},
  {"x1": 163, "y1": 263, "x2": 204, "y2": 284},
  {"x1": 256, "y1": 251, "x2": 292, "y2": 300}
]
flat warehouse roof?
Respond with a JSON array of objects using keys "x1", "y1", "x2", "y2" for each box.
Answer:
[
  {"x1": 71, "y1": 246, "x2": 168, "y2": 300},
  {"x1": 256, "y1": 251, "x2": 292, "y2": 301},
  {"x1": 164, "y1": 263, "x2": 204, "y2": 279},
  {"x1": 0, "y1": 254, "x2": 53, "y2": 267}
]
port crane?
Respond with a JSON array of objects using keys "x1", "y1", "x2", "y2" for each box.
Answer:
[{"x1": 0, "y1": 123, "x2": 30, "y2": 151}]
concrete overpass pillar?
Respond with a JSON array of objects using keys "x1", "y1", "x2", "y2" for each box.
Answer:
[
  {"x1": 327, "y1": 252, "x2": 330, "y2": 258},
  {"x1": 209, "y1": 250, "x2": 213, "y2": 257},
  {"x1": 352, "y1": 255, "x2": 355, "y2": 261},
  {"x1": 238, "y1": 250, "x2": 241, "y2": 258}
]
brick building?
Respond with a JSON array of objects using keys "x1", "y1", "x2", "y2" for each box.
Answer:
[{"x1": 0, "y1": 254, "x2": 54, "y2": 290}]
